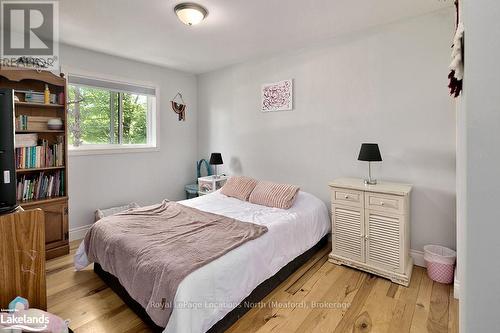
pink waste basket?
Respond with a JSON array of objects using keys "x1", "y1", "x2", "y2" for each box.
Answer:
[{"x1": 423, "y1": 245, "x2": 456, "y2": 284}]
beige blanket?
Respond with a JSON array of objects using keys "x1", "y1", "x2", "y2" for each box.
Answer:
[{"x1": 84, "y1": 200, "x2": 268, "y2": 327}]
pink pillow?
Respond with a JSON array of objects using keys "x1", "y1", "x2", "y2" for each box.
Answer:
[
  {"x1": 220, "y1": 176, "x2": 258, "y2": 201},
  {"x1": 249, "y1": 181, "x2": 300, "y2": 209}
]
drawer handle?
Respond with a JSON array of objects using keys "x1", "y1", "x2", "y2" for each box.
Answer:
[
  {"x1": 344, "y1": 195, "x2": 349, "y2": 199},
  {"x1": 381, "y1": 201, "x2": 385, "y2": 206}
]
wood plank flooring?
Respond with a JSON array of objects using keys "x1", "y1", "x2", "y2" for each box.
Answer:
[{"x1": 47, "y1": 241, "x2": 458, "y2": 333}]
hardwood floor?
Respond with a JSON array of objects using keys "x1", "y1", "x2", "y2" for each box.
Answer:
[{"x1": 47, "y1": 241, "x2": 458, "y2": 333}]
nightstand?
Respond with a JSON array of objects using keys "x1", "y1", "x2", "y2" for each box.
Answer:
[
  {"x1": 328, "y1": 177, "x2": 413, "y2": 286},
  {"x1": 198, "y1": 175, "x2": 229, "y2": 196}
]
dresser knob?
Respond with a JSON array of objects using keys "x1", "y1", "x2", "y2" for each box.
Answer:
[
  {"x1": 344, "y1": 195, "x2": 349, "y2": 199},
  {"x1": 381, "y1": 201, "x2": 385, "y2": 206}
]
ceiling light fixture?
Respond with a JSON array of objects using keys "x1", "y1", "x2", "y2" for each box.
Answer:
[{"x1": 174, "y1": 3, "x2": 208, "y2": 26}]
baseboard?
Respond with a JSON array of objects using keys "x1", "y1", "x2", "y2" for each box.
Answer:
[
  {"x1": 454, "y1": 272, "x2": 460, "y2": 299},
  {"x1": 69, "y1": 223, "x2": 92, "y2": 241},
  {"x1": 410, "y1": 249, "x2": 425, "y2": 267}
]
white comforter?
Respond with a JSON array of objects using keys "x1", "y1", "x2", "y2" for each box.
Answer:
[{"x1": 75, "y1": 190, "x2": 330, "y2": 333}]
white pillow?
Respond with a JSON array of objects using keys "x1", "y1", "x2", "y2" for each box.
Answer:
[{"x1": 95, "y1": 202, "x2": 140, "y2": 221}]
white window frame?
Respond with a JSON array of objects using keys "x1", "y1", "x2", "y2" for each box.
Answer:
[{"x1": 63, "y1": 67, "x2": 160, "y2": 156}]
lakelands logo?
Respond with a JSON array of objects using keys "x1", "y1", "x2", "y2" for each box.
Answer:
[
  {"x1": 0, "y1": 0, "x2": 59, "y2": 70},
  {"x1": 0, "y1": 311, "x2": 50, "y2": 332}
]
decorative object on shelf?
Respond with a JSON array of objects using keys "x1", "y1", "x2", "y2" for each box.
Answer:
[
  {"x1": 209, "y1": 153, "x2": 223, "y2": 179},
  {"x1": 47, "y1": 118, "x2": 63, "y2": 130},
  {"x1": 57, "y1": 92, "x2": 64, "y2": 105},
  {"x1": 358, "y1": 143, "x2": 382, "y2": 185},
  {"x1": 261, "y1": 79, "x2": 293, "y2": 112},
  {"x1": 174, "y1": 2, "x2": 208, "y2": 26},
  {"x1": 448, "y1": 0, "x2": 463, "y2": 98},
  {"x1": 170, "y1": 92, "x2": 186, "y2": 121},
  {"x1": 44, "y1": 84, "x2": 50, "y2": 104}
]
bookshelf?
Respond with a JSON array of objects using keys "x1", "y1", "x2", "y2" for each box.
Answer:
[{"x1": 0, "y1": 68, "x2": 69, "y2": 259}]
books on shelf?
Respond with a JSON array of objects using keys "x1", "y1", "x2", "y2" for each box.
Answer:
[
  {"x1": 15, "y1": 136, "x2": 64, "y2": 169},
  {"x1": 16, "y1": 115, "x2": 28, "y2": 130},
  {"x1": 15, "y1": 115, "x2": 53, "y2": 131},
  {"x1": 16, "y1": 89, "x2": 57, "y2": 104},
  {"x1": 16, "y1": 170, "x2": 65, "y2": 202}
]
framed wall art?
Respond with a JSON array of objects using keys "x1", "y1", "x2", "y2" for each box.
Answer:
[{"x1": 261, "y1": 79, "x2": 293, "y2": 112}]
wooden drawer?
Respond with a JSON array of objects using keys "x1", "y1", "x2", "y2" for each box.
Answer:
[
  {"x1": 331, "y1": 188, "x2": 363, "y2": 207},
  {"x1": 365, "y1": 192, "x2": 405, "y2": 214}
]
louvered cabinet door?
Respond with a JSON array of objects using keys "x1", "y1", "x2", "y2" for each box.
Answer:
[
  {"x1": 332, "y1": 205, "x2": 365, "y2": 263},
  {"x1": 365, "y1": 210, "x2": 404, "y2": 274}
]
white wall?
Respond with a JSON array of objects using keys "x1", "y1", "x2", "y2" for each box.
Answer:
[
  {"x1": 197, "y1": 9, "x2": 456, "y2": 252},
  {"x1": 60, "y1": 45, "x2": 198, "y2": 236},
  {"x1": 461, "y1": 0, "x2": 500, "y2": 331}
]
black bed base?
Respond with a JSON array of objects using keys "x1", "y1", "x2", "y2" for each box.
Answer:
[{"x1": 94, "y1": 235, "x2": 328, "y2": 333}]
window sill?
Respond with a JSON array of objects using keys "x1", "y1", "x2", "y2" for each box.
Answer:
[{"x1": 69, "y1": 145, "x2": 159, "y2": 156}]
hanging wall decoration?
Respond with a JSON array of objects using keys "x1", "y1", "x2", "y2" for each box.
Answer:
[
  {"x1": 261, "y1": 79, "x2": 293, "y2": 112},
  {"x1": 448, "y1": 0, "x2": 464, "y2": 98},
  {"x1": 171, "y1": 92, "x2": 186, "y2": 121}
]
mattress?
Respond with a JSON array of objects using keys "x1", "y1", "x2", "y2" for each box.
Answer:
[
  {"x1": 166, "y1": 190, "x2": 330, "y2": 333},
  {"x1": 75, "y1": 190, "x2": 330, "y2": 333}
]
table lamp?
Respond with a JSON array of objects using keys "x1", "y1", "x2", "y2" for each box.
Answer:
[
  {"x1": 209, "y1": 153, "x2": 223, "y2": 179},
  {"x1": 358, "y1": 143, "x2": 382, "y2": 185}
]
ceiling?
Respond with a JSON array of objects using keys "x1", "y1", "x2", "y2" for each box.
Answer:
[{"x1": 59, "y1": 0, "x2": 452, "y2": 74}]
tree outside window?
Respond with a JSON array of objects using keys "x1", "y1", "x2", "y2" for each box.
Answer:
[{"x1": 67, "y1": 84, "x2": 153, "y2": 148}]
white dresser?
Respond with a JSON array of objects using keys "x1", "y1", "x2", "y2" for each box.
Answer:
[{"x1": 328, "y1": 178, "x2": 413, "y2": 286}]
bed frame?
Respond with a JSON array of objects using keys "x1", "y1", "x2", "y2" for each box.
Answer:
[{"x1": 94, "y1": 234, "x2": 328, "y2": 333}]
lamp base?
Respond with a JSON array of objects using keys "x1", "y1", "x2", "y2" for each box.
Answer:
[
  {"x1": 212, "y1": 165, "x2": 220, "y2": 179},
  {"x1": 364, "y1": 179, "x2": 377, "y2": 185}
]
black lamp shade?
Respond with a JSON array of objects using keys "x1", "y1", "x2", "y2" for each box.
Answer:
[
  {"x1": 209, "y1": 153, "x2": 223, "y2": 165},
  {"x1": 358, "y1": 143, "x2": 382, "y2": 162}
]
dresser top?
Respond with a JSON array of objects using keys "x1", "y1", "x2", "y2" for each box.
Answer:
[{"x1": 329, "y1": 178, "x2": 412, "y2": 196}]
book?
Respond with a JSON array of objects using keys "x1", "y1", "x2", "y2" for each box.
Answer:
[
  {"x1": 16, "y1": 170, "x2": 63, "y2": 202},
  {"x1": 16, "y1": 115, "x2": 28, "y2": 130},
  {"x1": 15, "y1": 137, "x2": 64, "y2": 169}
]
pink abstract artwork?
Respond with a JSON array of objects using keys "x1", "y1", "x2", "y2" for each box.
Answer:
[{"x1": 261, "y1": 79, "x2": 293, "y2": 112}]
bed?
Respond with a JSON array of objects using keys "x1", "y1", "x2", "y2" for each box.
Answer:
[{"x1": 75, "y1": 190, "x2": 330, "y2": 333}]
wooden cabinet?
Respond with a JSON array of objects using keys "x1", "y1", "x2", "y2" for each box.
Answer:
[
  {"x1": 329, "y1": 178, "x2": 413, "y2": 286},
  {"x1": 0, "y1": 209, "x2": 46, "y2": 310},
  {"x1": 21, "y1": 198, "x2": 69, "y2": 260}
]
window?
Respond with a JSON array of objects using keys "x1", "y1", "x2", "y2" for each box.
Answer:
[{"x1": 67, "y1": 75, "x2": 157, "y2": 153}]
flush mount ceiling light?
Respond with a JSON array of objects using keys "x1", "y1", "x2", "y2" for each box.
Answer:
[{"x1": 174, "y1": 3, "x2": 208, "y2": 26}]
